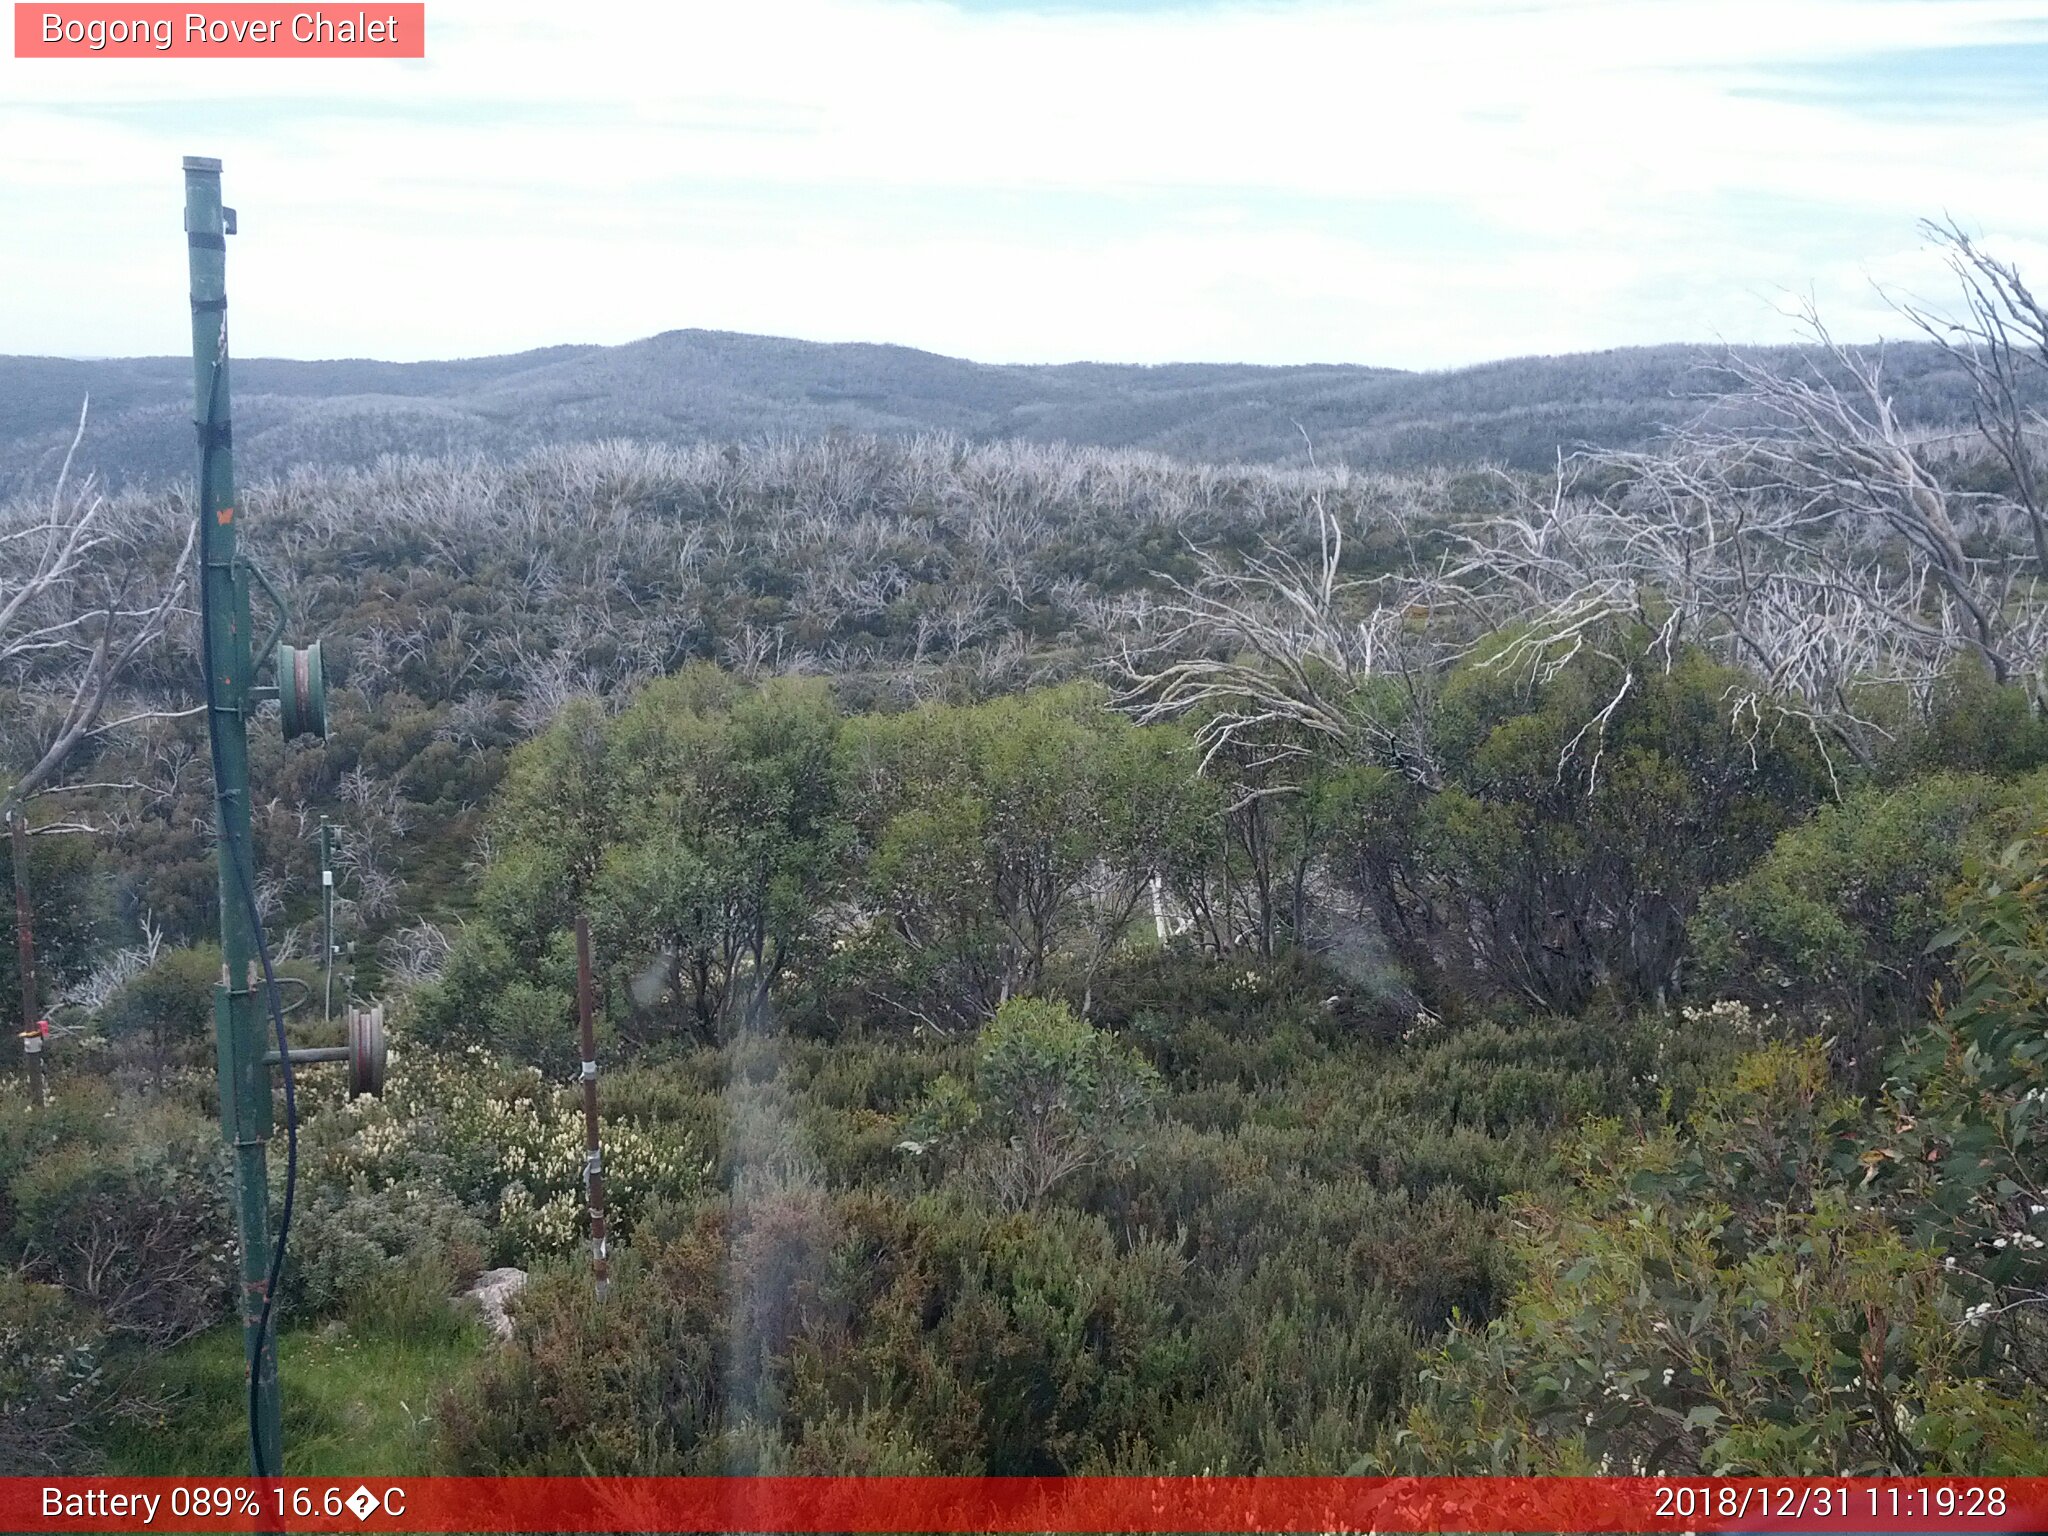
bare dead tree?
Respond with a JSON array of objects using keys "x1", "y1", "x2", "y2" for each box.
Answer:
[
  {"x1": 1448, "y1": 279, "x2": 2048, "y2": 779},
  {"x1": 380, "y1": 918, "x2": 456, "y2": 987},
  {"x1": 1899, "y1": 217, "x2": 2048, "y2": 574},
  {"x1": 434, "y1": 689, "x2": 504, "y2": 750},
  {"x1": 332, "y1": 767, "x2": 411, "y2": 922},
  {"x1": 1, "y1": 402, "x2": 198, "y2": 822},
  {"x1": 505, "y1": 645, "x2": 601, "y2": 734},
  {"x1": 1115, "y1": 491, "x2": 1445, "y2": 789},
  {"x1": 1115, "y1": 221, "x2": 2048, "y2": 810},
  {"x1": 720, "y1": 623, "x2": 783, "y2": 681},
  {"x1": 54, "y1": 913, "x2": 164, "y2": 1018}
]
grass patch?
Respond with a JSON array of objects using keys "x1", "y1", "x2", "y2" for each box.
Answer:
[{"x1": 103, "y1": 1317, "x2": 487, "y2": 1476}]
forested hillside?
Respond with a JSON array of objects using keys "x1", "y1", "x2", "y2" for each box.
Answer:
[
  {"x1": 2, "y1": 329, "x2": 2028, "y2": 492},
  {"x1": 4, "y1": 227, "x2": 2047, "y2": 1480}
]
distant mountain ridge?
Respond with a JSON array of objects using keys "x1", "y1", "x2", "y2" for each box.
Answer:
[{"x1": 0, "y1": 328, "x2": 2004, "y2": 491}]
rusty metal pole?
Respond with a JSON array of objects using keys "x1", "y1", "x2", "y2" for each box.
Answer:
[
  {"x1": 9, "y1": 813, "x2": 45, "y2": 1107},
  {"x1": 574, "y1": 915, "x2": 610, "y2": 1301}
]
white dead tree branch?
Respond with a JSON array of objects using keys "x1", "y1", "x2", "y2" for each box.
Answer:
[
  {"x1": 1447, "y1": 289, "x2": 2048, "y2": 774},
  {"x1": 1117, "y1": 221, "x2": 2048, "y2": 797},
  {"x1": 1, "y1": 400, "x2": 198, "y2": 822},
  {"x1": 380, "y1": 918, "x2": 456, "y2": 987},
  {"x1": 1899, "y1": 217, "x2": 2048, "y2": 572},
  {"x1": 1114, "y1": 490, "x2": 1445, "y2": 788}
]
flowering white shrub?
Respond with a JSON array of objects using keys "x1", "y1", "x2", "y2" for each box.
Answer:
[
  {"x1": 317, "y1": 1038, "x2": 707, "y2": 1264},
  {"x1": 1678, "y1": 999, "x2": 1775, "y2": 1044}
]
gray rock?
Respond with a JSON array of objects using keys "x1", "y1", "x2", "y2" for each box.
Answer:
[{"x1": 462, "y1": 1266, "x2": 527, "y2": 1342}]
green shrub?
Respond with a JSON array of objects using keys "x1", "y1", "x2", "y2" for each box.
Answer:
[
  {"x1": 1292, "y1": 640, "x2": 1831, "y2": 1015},
  {"x1": 281, "y1": 1178, "x2": 489, "y2": 1320},
  {"x1": 1871, "y1": 830, "x2": 2048, "y2": 1399},
  {"x1": 1904, "y1": 658, "x2": 2048, "y2": 777},
  {"x1": 4, "y1": 1102, "x2": 230, "y2": 1348},
  {"x1": 905, "y1": 997, "x2": 1160, "y2": 1211},
  {"x1": 782, "y1": 1404, "x2": 940, "y2": 1474},
  {"x1": 920, "y1": 1204, "x2": 1196, "y2": 1473},
  {"x1": 438, "y1": 1209, "x2": 727, "y2": 1474},
  {"x1": 0, "y1": 1275, "x2": 133, "y2": 1474},
  {"x1": 440, "y1": 1177, "x2": 1421, "y2": 1476},
  {"x1": 426, "y1": 941, "x2": 1766, "y2": 1477},
  {"x1": 1372, "y1": 1041, "x2": 2048, "y2": 1475},
  {"x1": 1689, "y1": 770, "x2": 2048, "y2": 1047},
  {"x1": 0, "y1": 1078, "x2": 119, "y2": 1241},
  {"x1": 405, "y1": 925, "x2": 519, "y2": 1054},
  {"x1": 96, "y1": 944, "x2": 219, "y2": 1090}
]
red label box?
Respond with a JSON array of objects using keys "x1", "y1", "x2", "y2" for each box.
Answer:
[{"x1": 14, "y1": 3, "x2": 425, "y2": 56}]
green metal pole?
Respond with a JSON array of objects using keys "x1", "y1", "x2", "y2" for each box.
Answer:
[{"x1": 184, "y1": 154, "x2": 283, "y2": 1478}]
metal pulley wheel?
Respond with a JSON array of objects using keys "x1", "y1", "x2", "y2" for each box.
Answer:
[
  {"x1": 346, "y1": 1002, "x2": 386, "y2": 1099},
  {"x1": 276, "y1": 639, "x2": 327, "y2": 740}
]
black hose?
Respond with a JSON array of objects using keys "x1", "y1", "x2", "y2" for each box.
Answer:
[{"x1": 196, "y1": 354, "x2": 299, "y2": 1476}]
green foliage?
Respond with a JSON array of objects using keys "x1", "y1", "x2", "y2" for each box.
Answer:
[
  {"x1": 0, "y1": 1088, "x2": 231, "y2": 1349},
  {"x1": 440, "y1": 1188, "x2": 1213, "y2": 1475},
  {"x1": 1374, "y1": 1041, "x2": 2048, "y2": 1474},
  {"x1": 477, "y1": 697, "x2": 621, "y2": 960},
  {"x1": 406, "y1": 924, "x2": 520, "y2": 1055},
  {"x1": 282, "y1": 1178, "x2": 489, "y2": 1323},
  {"x1": 0, "y1": 1275, "x2": 125, "y2": 1473},
  {"x1": 843, "y1": 685, "x2": 1207, "y2": 1029},
  {"x1": 1905, "y1": 657, "x2": 2048, "y2": 777},
  {"x1": 438, "y1": 1208, "x2": 728, "y2": 1474},
  {"x1": 1690, "y1": 771, "x2": 2048, "y2": 1038},
  {"x1": 303, "y1": 1038, "x2": 704, "y2": 1268},
  {"x1": 1872, "y1": 831, "x2": 2048, "y2": 1393},
  {"x1": 97, "y1": 943, "x2": 220, "y2": 1087},
  {"x1": 1326, "y1": 640, "x2": 1826, "y2": 1013},
  {"x1": 1375, "y1": 834, "x2": 2048, "y2": 1475},
  {"x1": 453, "y1": 679, "x2": 1212, "y2": 1051},
  {"x1": 448, "y1": 669, "x2": 853, "y2": 1051},
  {"x1": 0, "y1": 1075, "x2": 119, "y2": 1228},
  {"x1": 1163, "y1": 732, "x2": 1375, "y2": 966},
  {"x1": 907, "y1": 997, "x2": 1161, "y2": 1211},
  {"x1": 429, "y1": 946, "x2": 1749, "y2": 1477},
  {"x1": 598, "y1": 672, "x2": 851, "y2": 1041}
]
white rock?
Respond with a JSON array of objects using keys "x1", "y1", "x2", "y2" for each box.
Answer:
[{"x1": 463, "y1": 1266, "x2": 527, "y2": 1342}]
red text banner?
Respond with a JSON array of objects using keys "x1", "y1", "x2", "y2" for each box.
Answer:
[
  {"x1": 14, "y1": 5, "x2": 424, "y2": 57},
  {"x1": 4, "y1": 1477, "x2": 2048, "y2": 1534}
]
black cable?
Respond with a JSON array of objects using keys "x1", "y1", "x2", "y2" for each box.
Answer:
[{"x1": 196, "y1": 353, "x2": 299, "y2": 1477}]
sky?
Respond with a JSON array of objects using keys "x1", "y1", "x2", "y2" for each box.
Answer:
[{"x1": 4, "y1": 0, "x2": 2048, "y2": 370}]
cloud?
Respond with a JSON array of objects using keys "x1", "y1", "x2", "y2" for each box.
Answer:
[{"x1": 4, "y1": 0, "x2": 2045, "y2": 366}]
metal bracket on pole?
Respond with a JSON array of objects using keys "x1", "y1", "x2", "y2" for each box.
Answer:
[{"x1": 246, "y1": 557, "x2": 290, "y2": 662}]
